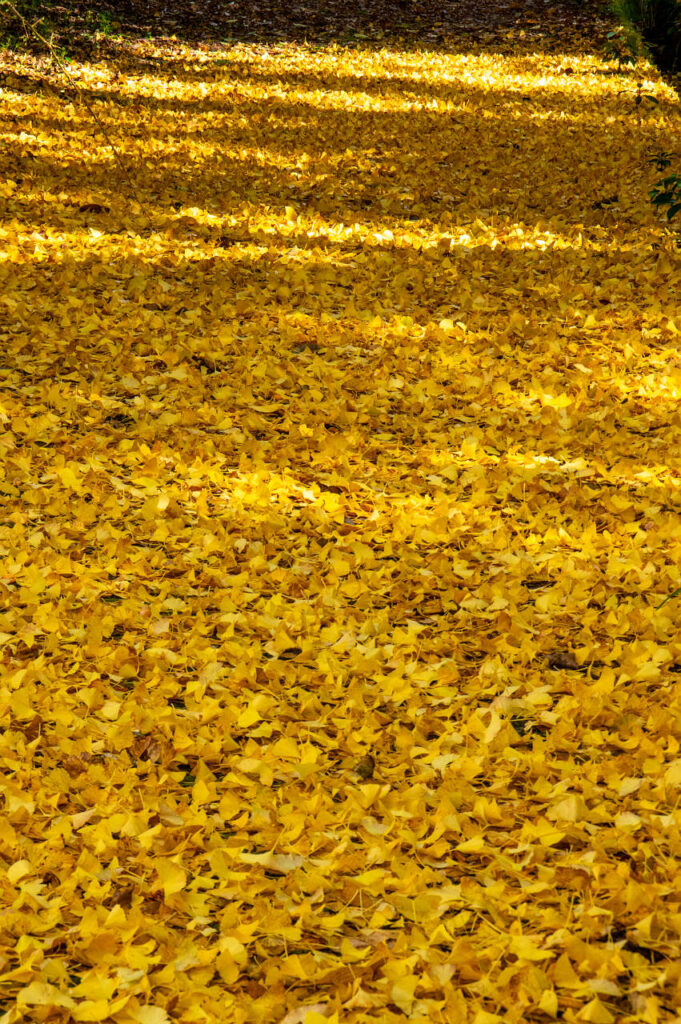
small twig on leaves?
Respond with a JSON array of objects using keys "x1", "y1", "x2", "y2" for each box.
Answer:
[
  {"x1": 1, "y1": 0, "x2": 135, "y2": 193},
  {"x1": 656, "y1": 586, "x2": 681, "y2": 610}
]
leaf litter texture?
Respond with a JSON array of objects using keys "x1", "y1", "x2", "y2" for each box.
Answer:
[{"x1": 1, "y1": 10, "x2": 681, "y2": 1024}]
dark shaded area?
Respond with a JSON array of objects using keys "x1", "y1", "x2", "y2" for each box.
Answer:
[
  {"x1": 100, "y1": 0, "x2": 608, "y2": 47},
  {"x1": 4, "y1": 0, "x2": 612, "y2": 53},
  {"x1": 622, "y1": 0, "x2": 681, "y2": 72}
]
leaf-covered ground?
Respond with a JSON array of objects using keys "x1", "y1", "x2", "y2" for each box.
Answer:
[{"x1": 2, "y1": 3, "x2": 681, "y2": 1022}]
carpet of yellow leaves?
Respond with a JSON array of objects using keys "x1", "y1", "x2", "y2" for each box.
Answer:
[{"x1": 1, "y1": 20, "x2": 681, "y2": 1024}]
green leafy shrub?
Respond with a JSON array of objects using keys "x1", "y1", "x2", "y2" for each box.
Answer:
[
  {"x1": 650, "y1": 171, "x2": 681, "y2": 221},
  {"x1": 649, "y1": 149, "x2": 674, "y2": 171},
  {"x1": 610, "y1": 0, "x2": 681, "y2": 70},
  {"x1": 604, "y1": 26, "x2": 641, "y2": 66}
]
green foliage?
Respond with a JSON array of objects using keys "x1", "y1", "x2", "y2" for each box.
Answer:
[
  {"x1": 632, "y1": 80, "x2": 659, "y2": 107},
  {"x1": 0, "y1": 0, "x2": 58, "y2": 51},
  {"x1": 610, "y1": 0, "x2": 681, "y2": 70},
  {"x1": 604, "y1": 26, "x2": 641, "y2": 66},
  {"x1": 649, "y1": 149, "x2": 674, "y2": 170},
  {"x1": 87, "y1": 9, "x2": 116, "y2": 37},
  {"x1": 650, "y1": 171, "x2": 681, "y2": 221},
  {"x1": 617, "y1": 79, "x2": 659, "y2": 120},
  {"x1": 0, "y1": 0, "x2": 36, "y2": 48}
]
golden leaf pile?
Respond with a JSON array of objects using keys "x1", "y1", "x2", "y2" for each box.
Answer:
[{"x1": 1, "y1": 20, "x2": 681, "y2": 1024}]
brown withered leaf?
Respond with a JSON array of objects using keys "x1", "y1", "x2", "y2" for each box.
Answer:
[
  {"x1": 547, "y1": 649, "x2": 580, "y2": 670},
  {"x1": 355, "y1": 754, "x2": 376, "y2": 780}
]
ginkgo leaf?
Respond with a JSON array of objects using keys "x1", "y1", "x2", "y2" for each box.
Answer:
[
  {"x1": 664, "y1": 760, "x2": 681, "y2": 787},
  {"x1": 131, "y1": 1008, "x2": 171, "y2": 1024},
  {"x1": 538, "y1": 989, "x2": 558, "y2": 1017},
  {"x1": 390, "y1": 975, "x2": 418, "y2": 1015},
  {"x1": 456, "y1": 836, "x2": 486, "y2": 853},
  {"x1": 7, "y1": 859, "x2": 32, "y2": 885},
  {"x1": 17, "y1": 982, "x2": 75, "y2": 1008},
  {"x1": 71, "y1": 1000, "x2": 115, "y2": 1022},
  {"x1": 238, "y1": 851, "x2": 304, "y2": 873},
  {"x1": 154, "y1": 860, "x2": 186, "y2": 899},
  {"x1": 547, "y1": 795, "x2": 586, "y2": 822},
  {"x1": 579, "y1": 998, "x2": 615, "y2": 1024},
  {"x1": 508, "y1": 935, "x2": 554, "y2": 961}
]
